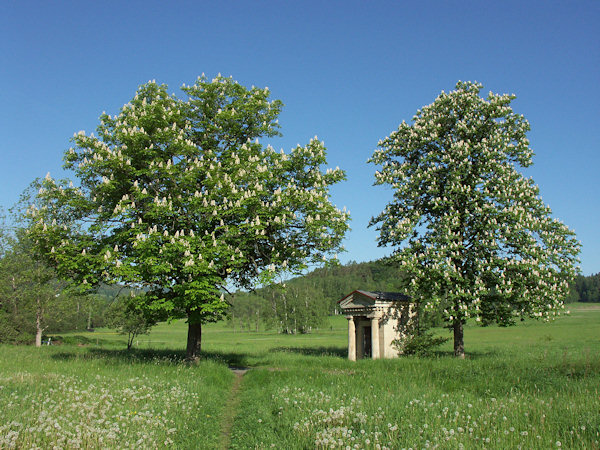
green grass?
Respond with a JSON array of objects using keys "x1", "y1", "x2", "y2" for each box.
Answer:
[
  {"x1": 0, "y1": 345, "x2": 233, "y2": 448},
  {"x1": 1, "y1": 305, "x2": 598, "y2": 448}
]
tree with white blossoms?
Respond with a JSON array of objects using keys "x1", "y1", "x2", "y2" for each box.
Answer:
[
  {"x1": 26, "y1": 75, "x2": 349, "y2": 359},
  {"x1": 369, "y1": 81, "x2": 580, "y2": 358}
]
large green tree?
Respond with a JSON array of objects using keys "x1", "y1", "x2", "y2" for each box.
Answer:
[
  {"x1": 27, "y1": 75, "x2": 349, "y2": 359},
  {"x1": 369, "y1": 81, "x2": 580, "y2": 357},
  {"x1": 0, "y1": 229, "x2": 81, "y2": 346}
]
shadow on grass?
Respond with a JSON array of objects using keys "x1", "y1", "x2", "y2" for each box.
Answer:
[
  {"x1": 416, "y1": 349, "x2": 499, "y2": 359},
  {"x1": 49, "y1": 347, "x2": 250, "y2": 368},
  {"x1": 268, "y1": 346, "x2": 498, "y2": 360},
  {"x1": 50, "y1": 335, "x2": 116, "y2": 347},
  {"x1": 270, "y1": 346, "x2": 347, "y2": 358}
]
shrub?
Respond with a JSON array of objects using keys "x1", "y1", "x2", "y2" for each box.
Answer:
[{"x1": 395, "y1": 331, "x2": 449, "y2": 356}]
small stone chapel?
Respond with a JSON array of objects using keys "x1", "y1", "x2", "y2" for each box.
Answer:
[{"x1": 338, "y1": 290, "x2": 416, "y2": 360}]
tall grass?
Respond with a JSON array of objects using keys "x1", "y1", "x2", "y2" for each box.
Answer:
[
  {"x1": 226, "y1": 306, "x2": 599, "y2": 448},
  {"x1": 0, "y1": 304, "x2": 598, "y2": 448},
  {"x1": 230, "y1": 348, "x2": 598, "y2": 448},
  {"x1": 0, "y1": 347, "x2": 233, "y2": 448}
]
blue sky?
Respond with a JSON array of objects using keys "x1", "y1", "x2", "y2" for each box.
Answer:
[{"x1": 1, "y1": 1, "x2": 598, "y2": 274}]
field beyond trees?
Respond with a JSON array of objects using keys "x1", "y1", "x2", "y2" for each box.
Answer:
[{"x1": 1, "y1": 304, "x2": 598, "y2": 449}]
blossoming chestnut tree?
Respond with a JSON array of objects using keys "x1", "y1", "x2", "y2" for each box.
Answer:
[
  {"x1": 26, "y1": 76, "x2": 349, "y2": 359},
  {"x1": 369, "y1": 81, "x2": 580, "y2": 357}
]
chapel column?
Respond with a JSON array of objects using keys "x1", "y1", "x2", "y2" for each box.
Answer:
[
  {"x1": 356, "y1": 320, "x2": 365, "y2": 359},
  {"x1": 347, "y1": 316, "x2": 356, "y2": 361},
  {"x1": 371, "y1": 314, "x2": 380, "y2": 359}
]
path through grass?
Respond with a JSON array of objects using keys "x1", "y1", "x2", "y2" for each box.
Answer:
[
  {"x1": 0, "y1": 304, "x2": 598, "y2": 448},
  {"x1": 219, "y1": 368, "x2": 249, "y2": 449}
]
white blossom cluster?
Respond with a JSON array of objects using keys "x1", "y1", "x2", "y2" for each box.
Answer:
[
  {"x1": 370, "y1": 81, "x2": 580, "y2": 326},
  {"x1": 27, "y1": 76, "x2": 349, "y2": 316}
]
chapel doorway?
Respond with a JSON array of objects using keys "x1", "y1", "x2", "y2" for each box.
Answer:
[{"x1": 363, "y1": 326, "x2": 372, "y2": 358}]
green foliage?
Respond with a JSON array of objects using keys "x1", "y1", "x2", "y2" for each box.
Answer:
[
  {"x1": 105, "y1": 294, "x2": 159, "y2": 349},
  {"x1": 269, "y1": 283, "x2": 328, "y2": 334},
  {"x1": 0, "y1": 226, "x2": 96, "y2": 344},
  {"x1": 394, "y1": 331, "x2": 449, "y2": 356},
  {"x1": 568, "y1": 273, "x2": 600, "y2": 302},
  {"x1": 229, "y1": 284, "x2": 328, "y2": 334},
  {"x1": 228, "y1": 259, "x2": 411, "y2": 334},
  {"x1": 0, "y1": 208, "x2": 11, "y2": 258},
  {"x1": 392, "y1": 302, "x2": 449, "y2": 356},
  {"x1": 228, "y1": 261, "x2": 596, "y2": 337},
  {"x1": 0, "y1": 311, "x2": 33, "y2": 344},
  {"x1": 227, "y1": 292, "x2": 269, "y2": 332},
  {"x1": 295, "y1": 258, "x2": 410, "y2": 313},
  {"x1": 24, "y1": 75, "x2": 349, "y2": 356},
  {"x1": 369, "y1": 81, "x2": 581, "y2": 355}
]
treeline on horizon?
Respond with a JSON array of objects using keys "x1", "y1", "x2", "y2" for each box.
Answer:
[
  {"x1": 569, "y1": 273, "x2": 600, "y2": 302},
  {"x1": 1, "y1": 251, "x2": 598, "y2": 343},
  {"x1": 227, "y1": 259, "x2": 410, "y2": 334},
  {"x1": 227, "y1": 260, "x2": 599, "y2": 333}
]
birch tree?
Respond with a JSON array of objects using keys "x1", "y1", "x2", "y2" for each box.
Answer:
[
  {"x1": 369, "y1": 81, "x2": 580, "y2": 357},
  {"x1": 26, "y1": 75, "x2": 349, "y2": 359},
  {"x1": 0, "y1": 234, "x2": 72, "y2": 346}
]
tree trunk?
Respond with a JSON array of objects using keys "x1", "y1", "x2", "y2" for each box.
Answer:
[
  {"x1": 186, "y1": 321, "x2": 202, "y2": 360},
  {"x1": 11, "y1": 276, "x2": 18, "y2": 315},
  {"x1": 35, "y1": 301, "x2": 43, "y2": 347},
  {"x1": 415, "y1": 302, "x2": 421, "y2": 337},
  {"x1": 76, "y1": 301, "x2": 80, "y2": 329},
  {"x1": 283, "y1": 295, "x2": 288, "y2": 334},
  {"x1": 127, "y1": 332, "x2": 134, "y2": 350},
  {"x1": 453, "y1": 321, "x2": 465, "y2": 358}
]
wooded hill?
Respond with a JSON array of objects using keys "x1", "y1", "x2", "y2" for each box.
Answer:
[
  {"x1": 569, "y1": 272, "x2": 600, "y2": 302},
  {"x1": 228, "y1": 260, "x2": 599, "y2": 333},
  {"x1": 228, "y1": 259, "x2": 409, "y2": 333}
]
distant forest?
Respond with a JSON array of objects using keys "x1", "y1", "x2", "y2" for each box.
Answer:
[
  {"x1": 228, "y1": 259, "x2": 409, "y2": 333},
  {"x1": 569, "y1": 272, "x2": 600, "y2": 302},
  {"x1": 228, "y1": 260, "x2": 599, "y2": 332}
]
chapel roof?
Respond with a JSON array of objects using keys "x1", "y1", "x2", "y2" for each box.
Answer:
[{"x1": 338, "y1": 289, "x2": 411, "y2": 304}]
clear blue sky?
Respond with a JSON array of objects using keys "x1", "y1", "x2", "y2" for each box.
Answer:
[{"x1": 1, "y1": 1, "x2": 598, "y2": 274}]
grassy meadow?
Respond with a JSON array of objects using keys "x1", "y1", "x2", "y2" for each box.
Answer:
[{"x1": 0, "y1": 304, "x2": 598, "y2": 449}]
